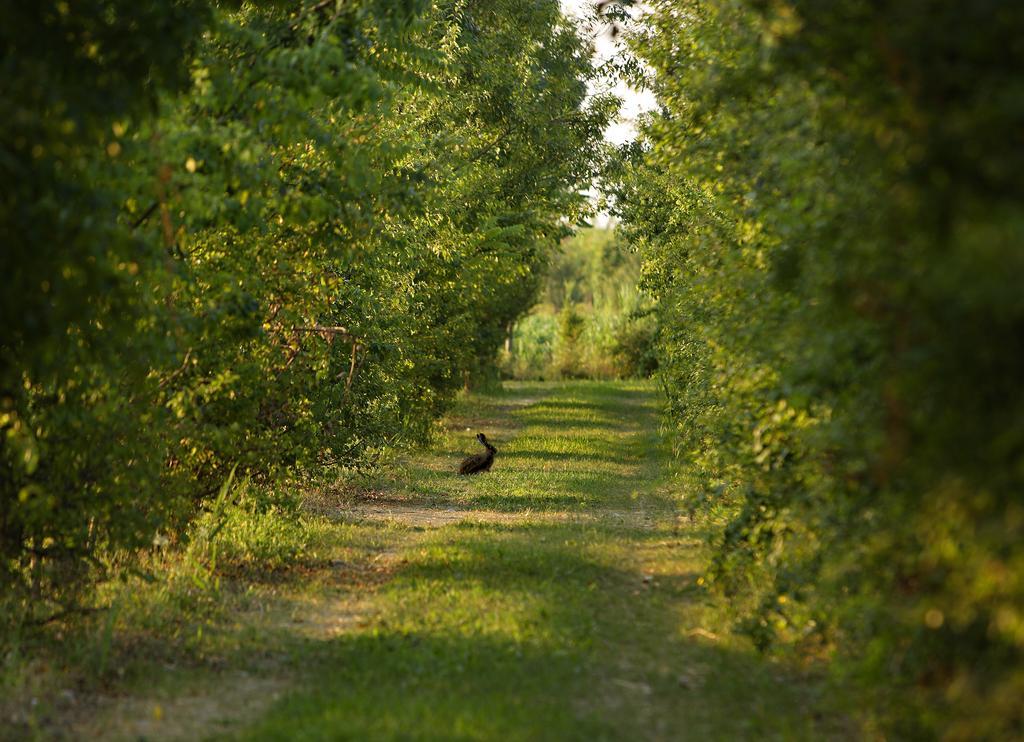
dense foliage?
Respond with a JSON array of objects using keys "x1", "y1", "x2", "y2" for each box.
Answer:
[
  {"x1": 611, "y1": 0, "x2": 1024, "y2": 735},
  {"x1": 1, "y1": 0, "x2": 611, "y2": 614}
]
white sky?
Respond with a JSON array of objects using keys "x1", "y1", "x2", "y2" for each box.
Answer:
[
  {"x1": 560, "y1": 0, "x2": 657, "y2": 225},
  {"x1": 560, "y1": 0, "x2": 658, "y2": 146}
]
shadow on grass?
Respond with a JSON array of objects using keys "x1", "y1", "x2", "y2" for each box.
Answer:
[
  {"x1": 510, "y1": 416, "x2": 627, "y2": 432},
  {"x1": 236, "y1": 519, "x2": 825, "y2": 741},
  {"x1": 503, "y1": 446, "x2": 642, "y2": 466}
]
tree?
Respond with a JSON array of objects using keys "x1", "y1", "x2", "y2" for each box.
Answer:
[{"x1": 1, "y1": 0, "x2": 611, "y2": 622}]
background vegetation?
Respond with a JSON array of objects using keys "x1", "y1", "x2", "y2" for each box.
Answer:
[
  {"x1": 608, "y1": 0, "x2": 1024, "y2": 737},
  {"x1": 498, "y1": 226, "x2": 657, "y2": 381}
]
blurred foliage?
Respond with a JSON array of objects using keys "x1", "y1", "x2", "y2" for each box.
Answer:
[
  {"x1": 608, "y1": 0, "x2": 1024, "y2": 735},
  {"x1": 1, "y1": 0, "x2": 612, "y2": 618},
  {"x1": 500, "y1": 227, "x2": 657, "y2": 380}
]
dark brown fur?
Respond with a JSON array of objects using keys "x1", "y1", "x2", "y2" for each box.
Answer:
[{"x1": 459, "y1": 432, "x2": 497, "y2": 475}]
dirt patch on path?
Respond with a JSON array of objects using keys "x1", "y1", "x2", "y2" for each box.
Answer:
[{"x1": 330, "y1": 503, "x2": 589, "y2": 528}]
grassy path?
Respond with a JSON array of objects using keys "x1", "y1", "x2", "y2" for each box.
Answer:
[
  {"x1": 34, "y1": 381, "x2": 837, "y2": 740},
  {"x1": 235, "y1": 381, "x2": 828, "y2": 740}
]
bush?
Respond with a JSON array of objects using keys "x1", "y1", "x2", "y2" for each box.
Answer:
[
  {"x1": 612, "y1": 313, "x2": 658, "y2": 379},
  {"x1": 553, "y1": 304, "x2": 587, "y2": 378}
]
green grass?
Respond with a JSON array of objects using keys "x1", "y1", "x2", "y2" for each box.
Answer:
[
  {"x1": 235, "y1": 381, "x2": 838, "y2": 740},
  {"x1": 5, "y1": 381, "x2": 843, "y2": 740}
]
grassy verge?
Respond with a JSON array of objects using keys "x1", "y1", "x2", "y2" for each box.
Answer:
[{"x1": 2, "y1": 381, "x2": 844, "y2": 740}]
